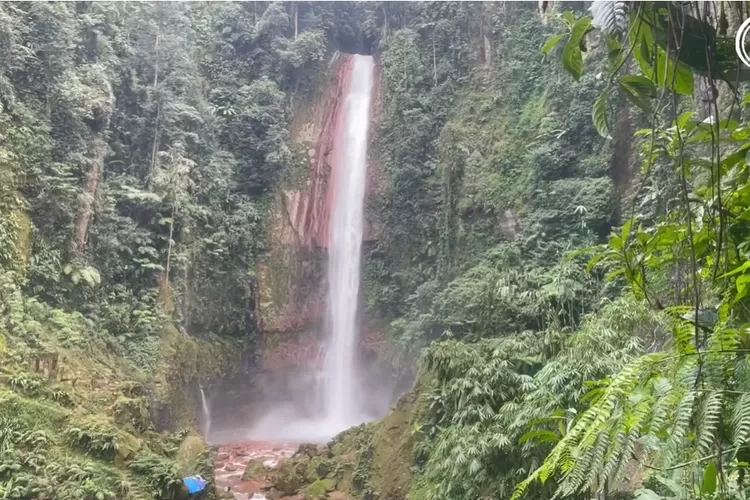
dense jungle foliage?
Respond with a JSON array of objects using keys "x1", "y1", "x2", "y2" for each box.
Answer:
[
  {"x1": 0, "y1": 2, "x2": 385, "y2": 498},
  {"x1": 363, "y1": 2, "x2": 750, "y2": 500},
  {"x1": 6, "y1": 1, "x2": 750, "y2": 500}
]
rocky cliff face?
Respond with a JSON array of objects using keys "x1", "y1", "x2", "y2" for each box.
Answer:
[{"x1": 258, "y1": 53, "x2": 383, "y2": 371}]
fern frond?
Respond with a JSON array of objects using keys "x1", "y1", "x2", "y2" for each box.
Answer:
[
  {"x1": 659, "y1": 387, "x2": 695, "y2": 467},
  {"x1": 732, "y1": 393, "x2": 750, "y2": 449},
  {"x1": 695, "y1": 391, "x2": 722, "y2": 456}
]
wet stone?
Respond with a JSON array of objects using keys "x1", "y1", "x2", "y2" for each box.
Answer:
[{"x1": 215, "y1": 441, "x2": 297, "y2": 500}]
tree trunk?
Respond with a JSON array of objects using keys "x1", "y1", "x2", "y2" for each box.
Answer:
[
  {"x1": 184, "y1": 237, "x2": 195, "y2": 333},
  {"x1": 45, "y1": 57, "x2": 52, "y2": 119},
  {"x1": 433, "y1": 34, "x2": 437, "y2": 87},
  {"x1": 165, "y1": 204, "x2": 176, "y2": 288},
  {"x1": 74, "y1": 134, "x2": 108, "y2": 253},
  {"x1": 482, "y1": 2, "x2": 493, "y2": 66},
  {"x1": 693, "y1": 2, "x2": 718, "y2": 120},
  {"x1": 382, "y1": 5, "x2": 388, "y2": 39},
  {"x1": 148, "y1": 33, "x2": 161, "y2": 189}
]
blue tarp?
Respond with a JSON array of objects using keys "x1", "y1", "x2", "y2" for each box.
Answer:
[{"x1": 183, "y1": 476, "x2": 207, "y2": 495}]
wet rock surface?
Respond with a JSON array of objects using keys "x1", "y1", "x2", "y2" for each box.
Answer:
[
  {"x1": 213, "y1": 388, "x2": 421, "y2": 500},
  {"x1": 215, "y1": 441, "x2": 296, "y2": 499}
]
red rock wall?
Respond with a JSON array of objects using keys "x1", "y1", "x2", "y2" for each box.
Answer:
[
  {"x1": 260, "y1": 327, "x2": 385, "y2": 372},
  {"x1": 283, "y1": 56, "x2": 354, "y2": 250},
  {"x1": 258, "y1": 54, "x2": 383, "y2": 369}
]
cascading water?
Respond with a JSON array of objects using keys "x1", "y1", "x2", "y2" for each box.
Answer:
[
  {"x1": 215, "y1": 55, "x2": 379, "y2": 499},
  {"x1": 199, "y1": 384, "x2": 212, "y2": 440},
  {"x1": 241, "y1": 55, "x2": 379, "y2": 445},
  {"x1": 323, "y1": 54, "x2": 375, "y2": 429}
]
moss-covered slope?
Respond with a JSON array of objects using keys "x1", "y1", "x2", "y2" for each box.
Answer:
[{"x1": 0, "y1": 281, "x2": 245, "y2": 499}]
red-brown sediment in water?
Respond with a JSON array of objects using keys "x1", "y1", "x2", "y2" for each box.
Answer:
[{"x1": 215, "y1": 441, "x2": 297, "y2": 500}]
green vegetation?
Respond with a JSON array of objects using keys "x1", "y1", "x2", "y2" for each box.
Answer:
[
  {"x1": 0, "y1": 1, "x2": 376, "y2": 497},
  {"x1": 356, "y1": 2, "x2": 750, "y2": 500},
  {"x1": 6, "y1": 1, "x2": 750, "y2": 500}
]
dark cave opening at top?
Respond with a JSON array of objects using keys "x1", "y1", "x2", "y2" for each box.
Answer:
[{"x1": 333, "y1": 26, "x2": 377, "y2": 56}]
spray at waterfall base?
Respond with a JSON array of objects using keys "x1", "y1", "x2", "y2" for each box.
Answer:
[{"x1": 205, "y1": 341, "x2": 397, "y2": 445}]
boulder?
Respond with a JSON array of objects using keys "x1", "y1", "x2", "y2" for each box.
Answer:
[
  {"x1": 242, "y1": 458, "x2": 269, "y2": 481},
  {"x1": 176, "y1": 435, "x2": 207, "y2": 476},
  {"x1": 295, "y1": 443, "x2": 319, "y2": 458},
  {"x1": 304, "y1": 478, "x2": 335, "y2": 499},
  {"x1": 275, "y1": 460, "x2": 307, "y2": 496}
]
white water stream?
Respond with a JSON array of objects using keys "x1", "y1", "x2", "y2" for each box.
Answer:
[
  {"x1": 199, "y1": 384, "x2": 212, "y2": 439},
  {"x1": 323, "y1": 54, "x2": 374, "y2": 429},
  {"x1": 242, "y1": 55, "x2": 376, "y2": 445}
]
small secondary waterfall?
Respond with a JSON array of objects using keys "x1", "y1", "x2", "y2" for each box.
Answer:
[
  {"x1": 199, "y1": 384, "x2": 212, "y2": 439},
  {"x1": 323, "y1": 54, "x2": 374, "y2": 428}
]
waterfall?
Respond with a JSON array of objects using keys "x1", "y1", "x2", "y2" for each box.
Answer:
[
  {"x1": 323, "y1": 54, "x2": 374, "y2": 428},
  {"x1": 243, "y1": 55, "x2": 377, "y2": 443},
  {"x1": 199, "y1": 384, "x2": 212, "y2": 440}
]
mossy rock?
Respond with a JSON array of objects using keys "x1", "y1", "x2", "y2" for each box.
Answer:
[
  {"x1": 316, "y1": 458, "x2": 333, "y2": 479},
  {"x1": 337, "y1": 461, "x2": 354, "y2": 486},
  {"x1": 330, "y1": 442, "x2": 346, "y2": 456},
  {"x1": 305, "y1": 456, "x2": 335, "y2": 482},
  {"x1": 368, "y1": 389, "x2": 421, "y2": 500},
  {"x1": 174, "y1": 482, "x2": 191, "y2": 500},
  {"x1": 262, "y1": 488, "x2": 282, "y2": 500},
  {"x1": 139, "y1": 430, "x2": 172, "y2": 455},
  {"x1": 148, "y1": 326, "x2": 244, "y2": 432},
  {"x1": 275, "y1": 459, "x2": 308, "y2": 496},
  {"x1": 176, "y1": 435, "x2": 208, "y2": 476},
  {"x1": 305, "y1": 478, "x2": 335, "y2": 499},
  {"x1": 112, "y1": 395, "x2": 150, "y2": 432},
  {"x1": 295, "y1": 443, "x2": 319, "y2": 458},
  {"x1": 115, "y1": 429, "x2": 142, "y2": 465},
  {"x1": 329, "y1": 426, "x2": 362, "y2": 456},
  {"x1": 242, "y1": 458, "x2": 269, "y2": 481}
]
